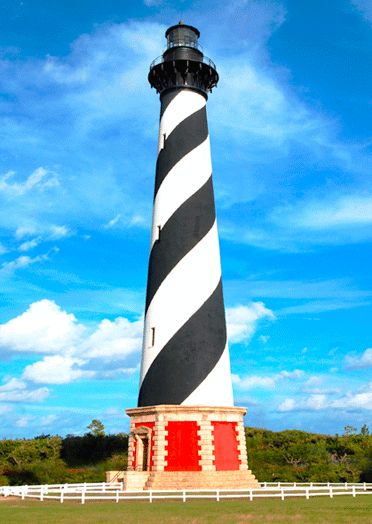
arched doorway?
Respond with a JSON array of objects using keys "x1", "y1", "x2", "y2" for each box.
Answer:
[{"x1": 132, "y1": 426, "x2": 152, "y2": 471}]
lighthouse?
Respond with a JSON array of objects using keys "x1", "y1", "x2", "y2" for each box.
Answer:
[{"x1": 110, "y1": 22, "x2": 259, "y2": 491}]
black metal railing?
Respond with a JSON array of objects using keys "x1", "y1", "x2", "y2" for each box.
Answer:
[{"x1": 150, "y1": 54, "x2": 216, "y2": 70}]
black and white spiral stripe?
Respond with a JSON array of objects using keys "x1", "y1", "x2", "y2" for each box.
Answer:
[{"x1": 138, "y1": 89, "x2": 234, "y2": 407}]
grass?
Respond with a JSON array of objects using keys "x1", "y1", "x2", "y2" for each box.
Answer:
[{"x1": 0, "y1": 496, "x2": 371, "y2": 523}]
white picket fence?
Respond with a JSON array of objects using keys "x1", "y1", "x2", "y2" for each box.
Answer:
[{"x1": 1, "y1": 482, "x2": 371, "y2": 503}]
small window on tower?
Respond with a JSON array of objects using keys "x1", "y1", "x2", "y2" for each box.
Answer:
[
  {"x1": 157, "y1": 225, "x2": 161, "y2": 240},
  {"x1": 160, "y1": 133, "x2": 166, "y2": 149},
  {"x1": 151, "y1": 327, "x2": 156, "y2": 347}
]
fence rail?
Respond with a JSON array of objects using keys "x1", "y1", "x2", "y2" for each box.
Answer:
[{"x1": 1, "y1": 482, "x2": 371, "y2": 504}]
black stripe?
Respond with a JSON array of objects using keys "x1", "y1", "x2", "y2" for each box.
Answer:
[
  {"x1": 154, "y1": 106, "x2": 208, "y2": 197},
  {"x1": 160, "y1": 90, "x2": 179, "y2": 118},
  {"x1": 138, "y1": 279, "x2": 226, "y2": 407},
  {"x1": 145, "y1": 176, "x2": 215, "y2": 312}
]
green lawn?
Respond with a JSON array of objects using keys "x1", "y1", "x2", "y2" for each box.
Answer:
[{"x1": 0, "y1": 496, "x2": 371, "y2": 523}]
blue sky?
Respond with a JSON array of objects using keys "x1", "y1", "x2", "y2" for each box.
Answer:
[{"x1": 0, "y1": 0, "x2": 371, "y2": 438}]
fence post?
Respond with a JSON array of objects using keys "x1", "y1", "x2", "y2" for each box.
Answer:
[
  {"x1": 352, "y1": 486, "x2": 356, "y2": 498},
  {"x1": 329, "y1": 486, "x2": 333, "y2": 499},
  {"x1": 60, "y1": 490, "x2": 64, "y2": 504},
  {"x1": 116, "y1": 490, "x2": 119, "y2": 503},
  {"x1": 249, "y1": 489, "x2": 253, "y2": 502},
  {"x1": 363, "y1": 482, "x2": 366, "y2": 491},
  {"x1": 149, "y1": 490, "x2": 153, "y2": 503},
  {"x1": 263, "y1": 482, "x2": 267, "y2": 488},
  {"x1": 40, "y1": 490, "x2": 43, "y2": 502},
  {"x1": 81, "y1": 490, "x2": 85, "y2": 505},
  {"x1": 306, "y1": 488, "x2": 309, "y2": 500},
  {"x1": 182, "y1": 490, "x2": 186, "y2": 503},
  {"x1": 281, "y1": 488, "x2": 284, "y2": 501},
  {"x1": 216, "y1": 489, "x2": 219, "y2": 502}
]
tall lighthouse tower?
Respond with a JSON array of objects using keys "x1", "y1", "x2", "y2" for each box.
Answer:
[{"x1": 120, "y1": 23, "x2": 258, "y2": 491}]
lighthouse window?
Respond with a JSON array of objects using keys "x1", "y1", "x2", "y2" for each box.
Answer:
[
  {"x1": 160, "y1": 133, "x2": 166, "y2": 149},
  {"x1": 151, "y1": 327, "x2": 156, "y2": 347},
  {"x1": 157, "y1": 225, "x2": 161, "y2": 240}
]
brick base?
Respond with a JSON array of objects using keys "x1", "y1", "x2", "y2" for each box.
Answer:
[
  {"x1": 107, "y1": 405, "x2": 259, "y2": 490},
  {"x1": 145, "y1": 470, "x2": 259, "y2": 490}
]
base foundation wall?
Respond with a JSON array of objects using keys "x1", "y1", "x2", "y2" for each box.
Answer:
[{"x1": 108, "y1": 405, "x2": 259, "y2": 490}]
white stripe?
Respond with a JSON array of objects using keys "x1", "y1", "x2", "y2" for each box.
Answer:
[
  {"x1": 140, "y1": 222, "x2": 221, "y2": 384},
  {"x1": 158, "y1": 90, "x2": 206, "y2": 152},
  {"x1": 151, "y1": 137, "x2": 212, "y2": 248},
  {"x1": 182, "y1": 345, "x2": 234, "y2": 406}
]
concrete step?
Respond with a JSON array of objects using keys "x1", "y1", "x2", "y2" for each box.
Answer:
[{"x1": 145, "y1": 470, "x2": 260, "y2": 490}]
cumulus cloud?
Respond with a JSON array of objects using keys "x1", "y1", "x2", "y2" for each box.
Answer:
[
  {"x1": 345, "y1": 348, "x2": 372, "y2": 369},
  {"x1": 226, "y1": 302, "x2": 275, "y2": 344},
  {"x1": 0, "y1": 378, "x2": 49, "y2": 402},
  {"x1": 82, "y1": 316, "x2": 143, "y2": 359},
  {"x1": 0, "y1": 299, "x2": 143, "y2": 385},
  {"x1": 0, "y1": 299, "x2": 85, "y2": 354},
  {"x1": 22, "y1": 356, "x2": 93, "y2": 384},
  {"x1": 278, "y1": 382, "x2": 372, "y2": 412},
  {"x1": 233, "y1": 369, "x2": 304, "y2": 390}
]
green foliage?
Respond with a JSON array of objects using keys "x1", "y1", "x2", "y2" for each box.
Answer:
[
  {"x1": 246, "y1": 427, "x2": 372, "y2": 483},
  {"x1": 61, "y1": 433, "x2": 128, "y2": 466},
  {"x1": 0, "y1": 434, "x2": 128, "y2": 485},
  {"x1": 0, "y1": 426, "x2": 370, "y2": 485},
  {"x1": 86, "y1": 419, "x2": 105, "y2": 437}
]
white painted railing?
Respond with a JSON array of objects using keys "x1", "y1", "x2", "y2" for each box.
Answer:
[{"x1": 1, "y1": 482, "x2": 371, "y2": 503}]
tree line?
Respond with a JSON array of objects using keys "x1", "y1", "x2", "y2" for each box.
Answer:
[{"x1": 0, "y1": 421, "x2": 370, "y2": 485}]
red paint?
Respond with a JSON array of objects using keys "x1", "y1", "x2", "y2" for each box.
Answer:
[
  {"x1": 212, "y1": 421, "x2": 240, "y2": 471},
  {"x1": 165, "y1": 421, "x2": 201, "y2": 471},
  {"x1": 132, "y1": 421, "x2": 155, "y2": 471}
]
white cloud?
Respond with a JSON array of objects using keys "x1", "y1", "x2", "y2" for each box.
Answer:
[
  {"x1": 345, "y1": 348, "x2": 372, "y2": 369},
  {"x1": 226, "y1": 302, "x2": 275, "y2": 344},
  {"x1": 0, "y1": 167, "x2": 59, "y2": 196},
  {"x1": 82, "y1": 316, "x2": 142, "y2": 359},
  {"x1": 49, "y1": 225, "x2": 71, "y2": 239},
  {"x1": 233, "y1": 369, "x2": 304, "y2": 390},
  {"x1": 278, "y1": 398, "x2": 295, "y2": 411},
  {"x1": 104, "y1": 214, "x2": 121, "y2": 229},
  {"x1": 274, "y1": 195, "x2": 372, "y2": 231},
  {"x1": 16, "y1": 416, "x2": 33, "y2": 428},
  {"x1": 0, "y1": 248, "x2": 58, "y2": 274},
  {"x1": 278, "y1": 382, "x2": 372, "y2": 412},
  {"x1": 0, "y1": 378, "x2": 49, "y2": 402},
  {"x1": 0, "y1": 378, "x2": 26, "y2": 391},
  {"x1": 15, "y1": 226, "x2": 37, "y2": 239},
  {"x1": 18, "y1": 238, "x2": 40, "y2": 252},
  {"x1": 0, "y1": 299, "x2": 143, "y2": 384},
  {"x1": 23, "y1": 356, "x2": 92, "y2": 384},
  {"x1": 40, "y1": 414, "x2": 58, "y2": 426},
  {"x1": 0, "y1": 299, "x2": 85, "y2": 354}
]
